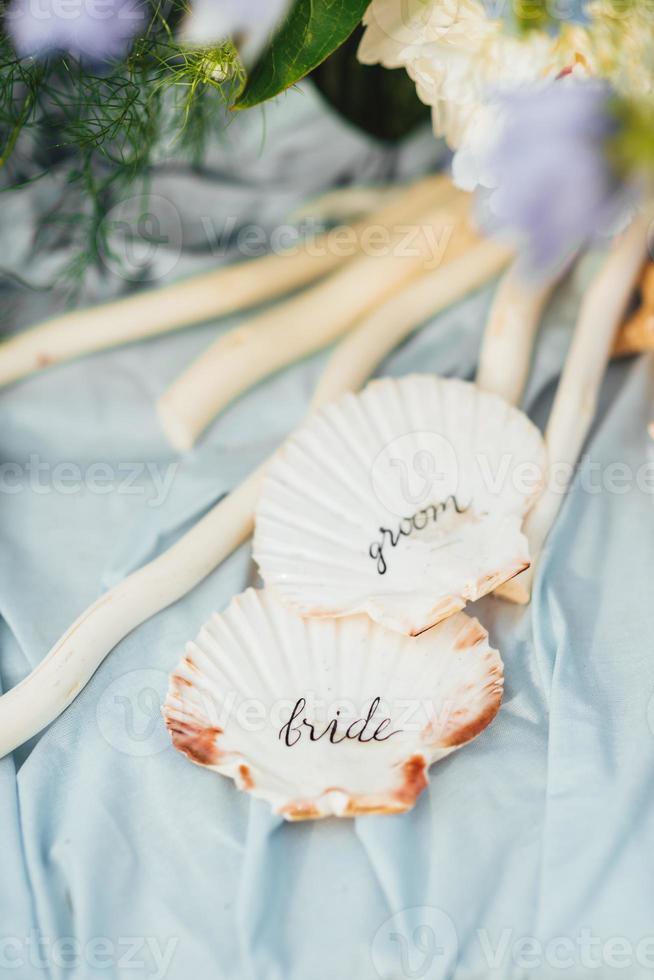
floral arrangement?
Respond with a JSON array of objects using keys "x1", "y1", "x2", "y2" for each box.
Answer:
[
  {"x1": 359, "y1": 0, "x2": 654, "y2": 273},
  {"x1": 1, "y1": 0, "x2": 653, "y2": 274},
  {"x1": 0, "y1": 0, "x2": 368, "y2": 190}
]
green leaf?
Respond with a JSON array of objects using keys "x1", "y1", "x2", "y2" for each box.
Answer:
[{"x1": 232, "y1": 0, "x2": 370, "y2": 110}]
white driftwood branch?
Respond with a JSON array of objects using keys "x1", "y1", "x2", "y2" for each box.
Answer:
[
  {"x1": 0, "y1": 469, "x2": 263, "y2": 759},
  {"x1": 0, "y1": 175, "x2": 450, "y2": 389},
  {"x1": 158, "y1": 195, "x2": 472, "y2": 450},
  {"x1": 288, "y1": 185, "x2": 402, "y2": 226},
  {"x1": 0, "y1": 227, "x2": 509, "y2": 759},
  {"x1": 499, "y1": 214, "x2": 650, "y2": 604},
  {"x1": 312, "y1": 237, "x2": 512, "y2": 404},
  {"x1": 476, "y1": 261, "x2": 564, "y2": 406}
]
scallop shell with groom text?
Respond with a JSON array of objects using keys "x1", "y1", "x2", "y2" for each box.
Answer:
[
  {"x1": 163, "y1": 589, "x2": 504, "y2": 819},
  {"x1": 254, "y1": 375, "x2": 546, "y2": 635}
]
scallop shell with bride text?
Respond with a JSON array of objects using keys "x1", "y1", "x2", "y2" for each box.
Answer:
[
  {"x1": 163, "y1": 589, "x2": 504, "y2": 820},
  {"x1": 254, "y1": 375, "x2": 546, "y2": 635}
]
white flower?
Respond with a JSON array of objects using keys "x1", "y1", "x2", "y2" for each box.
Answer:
[
  {"x1": 358, "y1": 0, "x2": 494, "y2": 68},
  {"x1": 359, "y1": 0, "x2": 595, "y2": 189},
  {"x1": 588, "y1": 0, "x2": 654, "y2": 99}
]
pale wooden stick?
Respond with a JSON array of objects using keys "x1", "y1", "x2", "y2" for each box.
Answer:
[
  {"x1": 0, "y1": 469, "x2": 264, "y2": 759},
  {"x1": 499, "y1": 214, "x2": 650, "y2": 604},
  {"x1": 312, "y1": 237, "x2": 512, "y2": 403},
  {"x1": 0, "y1": 229, "x2": 508, "y2": 759},
  {"x1": 476, "y1": 260, "x2": 567, "y2": 607},
  {"x1": 158, "y1": 195, "x2": 473, "y2": 450},
  {"x1": 0, "y1": 175, "x2": 451, "y2": 389},
  {"x1": 476, "y1": 261, "x2": 564, "y2": 405},
  {"x1": 288, "y1": 185, "x2": 401, "y2": 225}
]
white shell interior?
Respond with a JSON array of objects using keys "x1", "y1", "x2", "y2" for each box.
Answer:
[
  {"x1": 254, "y1": 375, "x2": 546, "y2": 635},
  {"x1": 163, "y1": 589, "x2": 504, "y2": 820}
]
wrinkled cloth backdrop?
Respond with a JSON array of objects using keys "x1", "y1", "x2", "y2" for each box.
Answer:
[{"x1": 1, "y1": 84, "x2": 654, "y2": 980}]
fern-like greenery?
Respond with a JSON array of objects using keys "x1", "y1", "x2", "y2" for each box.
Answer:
[{"x1": 0, "y1": 2, "x2": 244, "y2": 293}]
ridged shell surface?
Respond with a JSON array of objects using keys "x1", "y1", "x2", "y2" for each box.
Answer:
[
  {"x1": 254, "y1": 375, "x2": 546, "y2": 635},
  {"x1": 163, "y1": 589, "x2": 504, "y2": 820}
]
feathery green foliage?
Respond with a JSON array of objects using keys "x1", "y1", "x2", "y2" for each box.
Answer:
[{"x1": 0, "y1": 4, "x2": 243, "y2": 293}]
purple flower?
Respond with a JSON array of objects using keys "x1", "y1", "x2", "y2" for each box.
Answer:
[
  {"x1": 6, "y1": 0, "x2": 146, "y2": 62},
  {"x1": 484, "y1": 81, "x2": 628, "y2": 277},
  {"x1": 183, "y1": 0, "x2": 291, "y2": 62}
]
